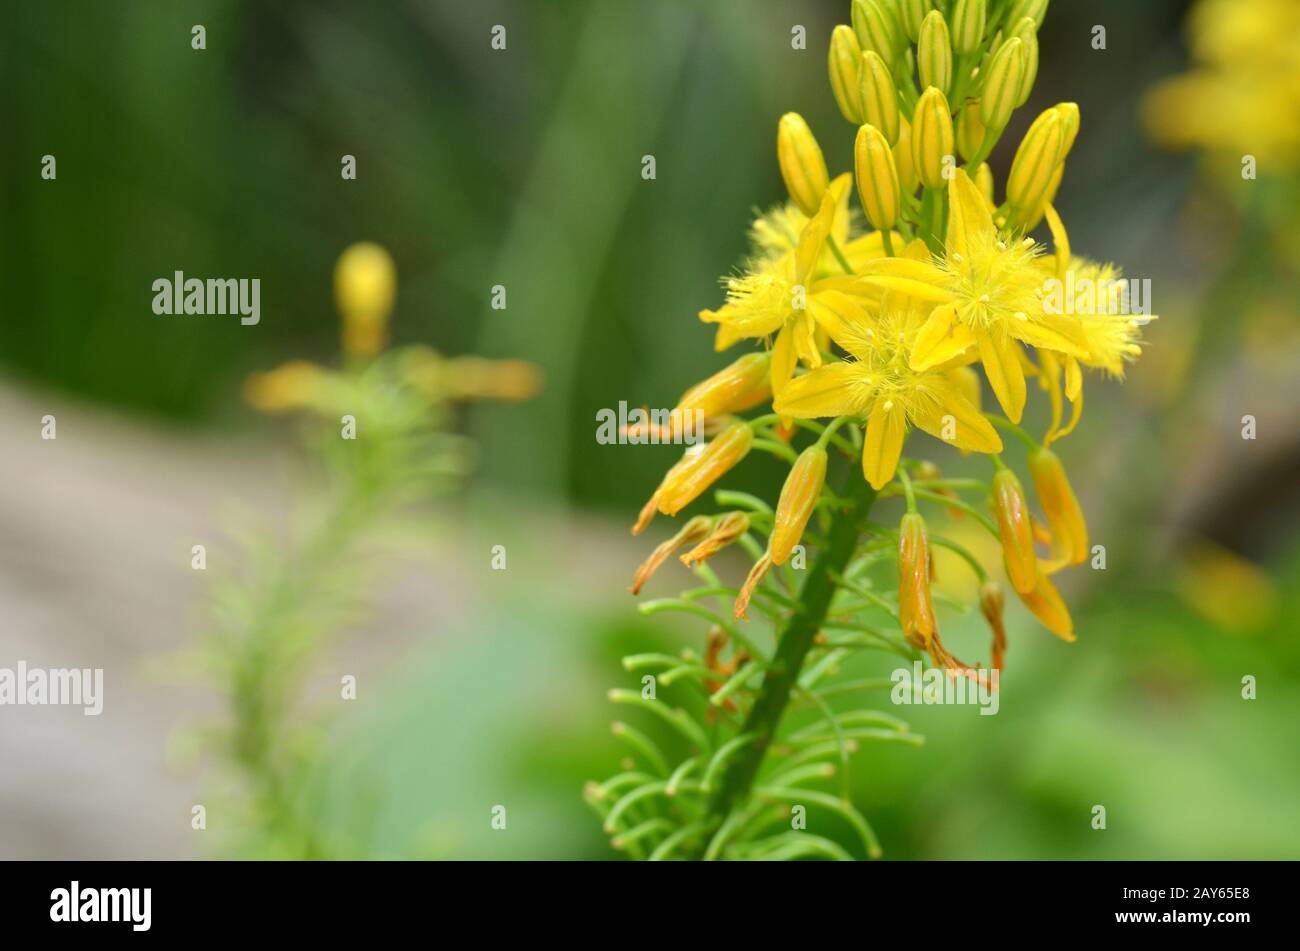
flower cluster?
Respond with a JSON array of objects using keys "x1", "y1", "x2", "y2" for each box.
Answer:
[{"x1": 629, "y1": 0, "x2": 1148, "y2": 674}]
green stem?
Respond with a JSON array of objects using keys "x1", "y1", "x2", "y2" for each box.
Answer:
[{"x1": 694, "y1": 473, "x2": 878, "y2": 853}]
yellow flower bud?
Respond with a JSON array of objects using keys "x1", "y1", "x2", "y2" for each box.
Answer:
[
  {"x1": 911, "y1": 86, "x2": 955, "y2": 189},
  {"x1": 777, "y1": 113, "x2": 830, "y2": 217},
  {"x1": 1008, "y1": 17, "x2": 1039, "y2": 106},
  {"x1": 1008, "y1": 0, "x2": 1049, "y2": 29},
  {"x1": 858, "y1": 51, "x2": 901, "y2": 145},
  {"x1": 335, "y1": 242, "x2": 396, "y2": 357},
  {"x1": 852, "y1": 0, "x2": 902, "y2": 64},
  {"x1": 681, "y1": 512, "x2": 751, "y2": 567},
  {"x1": 769, "y1": 445, "x2": 828, "y2": 565},
  {"x1": 949, "y1": 0, "x2": 986, "y2": 55},
  {"x1": 630, "y1": 516, "x2": 711, "y2": 594},
  {"x1": 917, "y1": 11, "x2": 952, "y2": 96},
  {"x1": 956, "y1": 100, "x2": 985, "y2": 161},
  {"x1": 980, "y1": 581, "x2": 1008, "y2": 670},
  {"x1": 828, "y1": 25, "x2": 865, "y2": 124},
  {"x1": 675, "y1": 352, "x2": 772, "y2": 422},
  {"x1": 854, "y1": 123, "x2": 902, "y2": 231},
  {"x1": 657, "y1": 421, "x2": 754, "y2": 516},
  {"x1": 974, "y1": 161, "x2": 995, "y2": 205},
  {"x1": 898, "y1": 512, "x2": 938, "y2": 649},
  {"x1": 1054, "y1": 102, "x2": 1080, "y2": 159},
  {"x1": 1028, "y1": 446, "x2": 1088, "y2": 566},
  {"x1": 1017, "y1": 565, "x2": 1075, "y2": 641},
  {"x1": 436, "y1": 356, "x2": 541, "y2": 402},
  {"x1": 893, "y1": 115, "x2": 919, "y2": 194},
  {"x1": 898, "y1": 0, "x2": 934, "y2": 41},
  {"x1": 1006, "y1": 107, "x2": 1064, "y2": 226},
  {"x1": 980, "y1": 36, "x2": 1024, "y2": 131},
  {"x1": 992, "y1": 468, "x2": 1038, "y2": 593}
]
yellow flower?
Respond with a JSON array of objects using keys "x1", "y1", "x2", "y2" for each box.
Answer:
[
  {"x1": 1142, "y1": 0, "x2": 1300, "y2": 170},
  {"x1": 773, "y1": 245, "x2": 1002, "y2": 489},
  {"x1": 701, "y1": 175, "x2": 879, "y2": 396},
  {"x1": 857, "y1": 168, "x2": 1088, "y2": 422},
  {"x1": 630, "y1": 516, "x2": 711, "y2": 594}
]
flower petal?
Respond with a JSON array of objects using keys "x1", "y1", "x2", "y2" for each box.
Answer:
[
  {"x1": 910, "y1": 302, "x2": 976, "y2": 371},
  {"x1": 946, "y1": 168, "x2": 995, "y2": 260},
  {"x1": 911, "y1": 376, "x2": 1003, "y2": 453},
  {"x1": 771, "y1": 323, "x2": 798, "y2": 397},
  {"x1": 862, "y1": 398, "x2": 906, "y2": 489},
  {"x1": 978, "y1": 332, "x2": 1027, "y2": 423},
  {"x1": 772, "y1": 360, "x2": 873, "y2": 418}
]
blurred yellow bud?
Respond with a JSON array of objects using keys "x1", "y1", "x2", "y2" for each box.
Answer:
[
  {"x1": 898, "y1": 512, "x2": 938, "y2": 649},
  {"x1": 244, "y1": 360, "x2": 328, "y2": 414},
  {"x1": 657, "y1": 421, "x2": 753, "y2": 516},
  {"x1": 852, "y1": 0, "x2": 902, "y2": 64},
  {"x1": 681, "y1": 512, "x2": 751, "y2": 567},
  {"x1": 777, "y1": 112, "x2": 830, "y2": 217},
  {"x1": 917, "y1": 11, "x2": 952, "y2": 97},
  {"x1": 629, "y1": 516, "x2": 711, "y2": 594},
  {"x1": 894, "y1": 115, "x2": 919, "y2": 194},
  {"x1": 769, "y1": 445, "x2": 828, "y2": 566},
  {"x1": 911, "y1": 86, "x2": 955, "y2": 189},
  {"x1": 1017, "y1": 565, "x2": 1075, "y2": 641},
  {"x1": 980, "y1": 37, "x2": 1025, "y2": 131},
  {"x1": 992, "y1": 468, "x2": 1037, "y2": 594},
  {"x1": 858, "y1": 51, "x2": 901, "y2": 145},
  {"x1": 828, "y1": 25, "x2": 865, "y2": 124},
  {"x1": 441, "y1": 356, "x2": 541, "y2": 402},
  {"x1": 1028, "y1": 446, "x2": 1088, "y2": 566},
  {"x1": 1006, "y1": 107, "x2": 1064, "y2": 227},
  {"x1": 949, "y1": 0, "x2": 987, "y2": 55},
  {"x1": 1008, "y1": 17, "x2": 1039, "y2": 106},
  {"x1": 675, "y1": 351, "x2": 772, "y2": 422},
  {"x1": 956, "y1": 100, "x2": 985, "y2": 161},
  {"x1": 855, "y1": 123, "x2": 902, "y2": 231},
  {"x1": 335, "y1": 242, "x2": 396, "y2": 357},
  {"x1": 1008, "y1": 0, "x2": 1049, "y2": 29},
  {"x1": 899, "y1": 0, "x2": 934, "y2": 41}
]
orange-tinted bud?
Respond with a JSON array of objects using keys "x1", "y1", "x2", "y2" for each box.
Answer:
[
  {"x1": 633, "y1": 447, "x2": 702, "y2": 534},
  {"x1": 681, "y1": 512, "x2": 751, "y2": 566},
  {"x1": 898, "y1": 512, "x2": 937, "y2": 649},
  {"x1": 734, "y1": 553, "x2": 773, "y2": 620},
  {"x1": 629, "y1": 516, "x2": 711, "y2": 594},
  {"x1": 441, "y1": 356, "x2": 542, "y2": 402},
  {"x1": 674, "y1": 352, "x2": 772, "y2": 422},
  {"x1": 992, "y1": 468, "x2": 1037, "y2": 593},
  {"x1": 1028, "y1": 446, "x2": 1088, "y2": 566},
  {"x1": 980, "y1": 581, "x2": 1007, "y2": 670},
  {"x1": 1017, "y1": 564, "x2": 1075, "y2": 641},
  {"x1": 769, "y1": 446, "x2": 828, "y2": 566},
  {"x1": 654, "y1": 422, "x2": 753, "y2": 517}
]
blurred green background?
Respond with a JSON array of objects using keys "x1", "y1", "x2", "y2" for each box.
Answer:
[{"x1": 3, "y1": 0, "x2": 1297, "y2": 859}]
